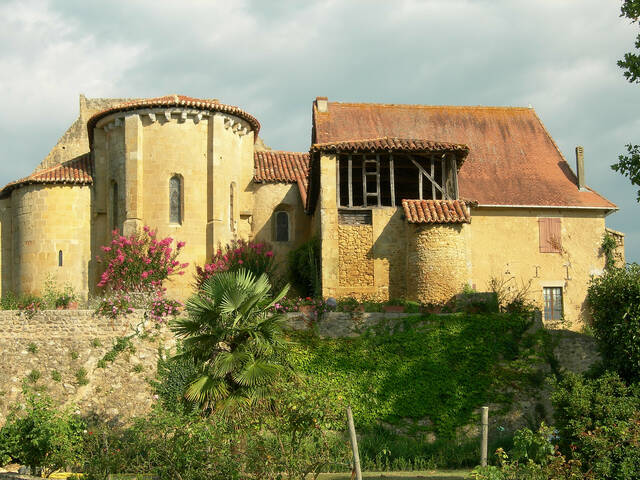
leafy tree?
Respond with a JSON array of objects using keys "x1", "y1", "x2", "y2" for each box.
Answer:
[
  {"x1": 612, "y1": 1, "x2": 640, "y2": 199},
  {"x1": 172, "y1": 269, "x2": 290, "y2": 413},
  {"x1": 587, "y1": 264, "x2": 640, "y2": 382}
]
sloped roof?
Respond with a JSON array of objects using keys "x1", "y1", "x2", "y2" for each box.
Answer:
[
  {"x1": 0, "y1": 154, "x2": 93, "y2": 198},
  {"x1": 254, "y1": 151, "x2": 310, "y2": 206},
  {"x1": 402, "y1": 199, "x2": 471, "y2": 224},
  {"x1": 312, "y1": 100, "x2": 616, "y2": 209},
  {"x1": 311, "y1": 137, "x2": 469, "y2": 161},
  {"x1": 87, "y1": 94, "x2": 261, "y2": 143}
]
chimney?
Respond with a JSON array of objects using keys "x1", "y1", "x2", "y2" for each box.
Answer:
[
  {"x1": 575, "y1": 146, "x2": 586, "y2": 191},
  {"x1": 316, "y1": 96, "x2": 328, "y2": 113}
]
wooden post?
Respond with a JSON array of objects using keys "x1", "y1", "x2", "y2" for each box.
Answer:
[
  {"x1": 347, "y1": 406, "x2": 363, "y2": 480},
  {"x1": 441, "y1": 154, "x2": 447, "y2": 200},
  {"x1": 362, "y1": 155, "x2": 367, "y2": 207},
  {"x1": 481, "y1": 406, "x2": 489, "y2": 467},
  {"x1": 389, "y1": 154, "x2": 396, "y2": 207},
  {"x1": 431, "y1": 155, "x2": 436, "y2": 200},
  {"x1": 336, "y1": 155, "x2": 341, "y2": 207},
  {"x1": 375, "y1": 153, "x2": 381, "y2": 207},
  {"x1": 348, "y1": 154, "x2": 353, "y2": 207}
]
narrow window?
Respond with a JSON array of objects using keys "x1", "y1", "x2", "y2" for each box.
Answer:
[
  {"x1": 229, "y1": 182, "x2": 236, "y2": 232},
  {"x1": 111, "y1": 182, "x2": 118, "y2": 231},
  {"x1": 170, "y1": 175, "x2": 182, "y2": 224},
  {"x1": 275, "y1": 211, "x2": 289, "y2": 242},
  {"x1": 543, "y1": 287, "x2": 563, "y2": 322},
  {"x1": 58, "y1": 250, "x2": 63, "y2": 267},
  {"x1": 538, "y1": 218, "x2": 562, "y2": 253}
]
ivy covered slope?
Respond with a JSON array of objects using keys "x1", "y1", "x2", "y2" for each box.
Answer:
[{"x1": 289, "y1": 313, "x2": 547, "y2": 439}]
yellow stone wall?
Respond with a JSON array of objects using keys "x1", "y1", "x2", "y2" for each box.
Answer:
[
  {"x1": 468, "y1": 208, "x2": 609, "y2": 328},
  {"x1": 251, "y1": 182, "x2": 311, "y2": 267},
  {"x1": 91, "y1": 110, "x2": 257, "y2": 299},
  {"x1": 407, "y1": 223, "x2": 470, "y2": 304},
  {"x1": 338, "y1": 224, "x2": 374, "y2": 287},
  {"x1": 7, "y1": 185, "x2": 91, "y2": 299}
]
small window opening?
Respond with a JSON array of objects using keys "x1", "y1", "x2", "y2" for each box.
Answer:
[
  {"x1": 543, "y1": 287, "x2": 563, "y2": 322},
  {"x1": 275, "y1": 211, "x2": 289, "y2": 242},
  {"x1": 58, "y1": 250, "x2": 63, "y2": 267},
  {"x1": 111, "y1": 182, "x2": 118, "y2": 231},
  {"x1": 170, "y1": 175, "x2": 182, "y2": 224}
]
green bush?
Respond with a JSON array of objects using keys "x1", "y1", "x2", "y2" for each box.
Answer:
[
  {"x1": 288, "y1": 237, "x2": 320, "y2": 297},
  {"x1": 81, "y1": 409, "x2": 239, "y2": 480},
  {"x1": 551, "y1": 371, "x2": 640, "y2": 479},
  {"x1": 289, "y1": 313, "x2": 532, "y2": 439},
  {"x1": 151, "y1": 347, "x2": 199, "y2": 415},
  {"x1": 587, "y1": 263, "x2": 640, "y2": 382},
  {"x1": 0, "y1": 394, "x2": 85, "y2": 476}
]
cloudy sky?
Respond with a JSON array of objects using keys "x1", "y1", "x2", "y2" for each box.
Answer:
[{"x1": 1, "y1": 0, "x2": 639, "y2": 262}]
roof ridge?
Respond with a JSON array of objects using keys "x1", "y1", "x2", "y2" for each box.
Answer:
[{"x1": 327, "y1": 102, "x2": 534, "y2": 111}]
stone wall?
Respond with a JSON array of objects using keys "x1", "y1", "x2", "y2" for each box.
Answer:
[
  {"x1": 0, "y1": 310, "x2": 175, "y2": 424},
  {"x1": 338, "y1": 224, "x2": 374, "y2": 288},
  {"x1": 407, "y1": 223, "x2": 470, "y2": 304}
]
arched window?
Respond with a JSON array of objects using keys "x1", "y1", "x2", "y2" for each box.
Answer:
[
  {"x1": 111, "y1": 182, "x2": 118, "y2": 231},
  {"x1": 170, "y1": 175, "x2": 182, "y2": 224},
  {"x1": 275, "y1": 210, "x2": 289, "y2": 242},
  {"x1": 229, "y1": 182, "x2": 236, "y2": 233},
  {"x1": 58, "y1": 250, "x2": 63, "y2": 267}
]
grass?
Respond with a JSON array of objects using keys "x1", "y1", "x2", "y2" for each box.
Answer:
[{"x1": 318, "y1": 470, "x2": 471, "y2": 479}]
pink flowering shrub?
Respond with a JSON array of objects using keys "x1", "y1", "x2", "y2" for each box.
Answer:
[
  {"x1": 195, "y1": 239, "x2": 275, "y2": 287},
  {"x1": 95, "y1": 227, "x2": 188, "y2": 322}
]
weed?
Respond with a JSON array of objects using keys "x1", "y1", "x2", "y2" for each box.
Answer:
[
  {"x1": 75, "y1": 368, "x2": 89, "y2": 386},
  {"x1": 27, "y1": 369, "x2": 41, "y2": 383},
  {"x1": 132, "y1": 363, "x2": 144, "y2": 373},
  {"x1": 51, "y1": 370, "x2": 62, "y2": 382},
  {"x1": 70, "y1": 350, "x2": 79, "y2": 360},
  {"x1": 91, "y1": 338, "x2": 102, "y2": 348},
  {"x1": 27, "y1": 342, "x2": 38, "y2": 354}
]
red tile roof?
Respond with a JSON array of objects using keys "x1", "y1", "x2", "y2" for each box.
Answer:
[
  {"x1": 254, "y1": 151, "x2": 310, "y2": 206},
  {"x1": 311, "y1": 136, "x2": 469, "y2": 159},
  {"x1": 87, "y1": 94, "x2": 260, "y2": 142},
  {"x1": 0, "y1": 154, "x2": 93, "y2": 198},
  {"x1": 402, "y1": 199, "x2": 471, "y2": 224},
  {"x1": 312, "y1": 100, "x2": 616, "y2": 209}
]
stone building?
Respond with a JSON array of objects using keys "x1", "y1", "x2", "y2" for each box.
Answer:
[{"x1": 0, "y1": 95, "x2": 624, "y2": 326}]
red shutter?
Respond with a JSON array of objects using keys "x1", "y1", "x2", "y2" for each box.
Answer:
[{"x1": 539, "y1": 218, "x2": 561, "y2": 253}]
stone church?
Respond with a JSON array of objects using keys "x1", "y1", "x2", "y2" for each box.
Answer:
[{"x1": 0, "y1": 94, "x2": 624, "y2": 326}]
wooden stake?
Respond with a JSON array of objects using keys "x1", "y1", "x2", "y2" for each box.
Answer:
[
  {"x1": 481, "y1": 406, "x2": 489, "y2": 467},
  {"x1": 347, "y1": 406, "x2": 363, "y2": 480}
]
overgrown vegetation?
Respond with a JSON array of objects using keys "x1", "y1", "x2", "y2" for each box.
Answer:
[{"x1": 288, "y1": 237, "x2": 321, "y2": 297}]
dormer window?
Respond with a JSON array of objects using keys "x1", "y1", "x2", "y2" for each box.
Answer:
[{"x1": 337, "y1": 152, "x2": 459, "y2": 208}]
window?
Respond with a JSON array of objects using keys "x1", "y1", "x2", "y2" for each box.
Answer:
[
  {"x1": 229, "y1": 182, "x2": 236, "y2": 233},
  {"x1": 58, "y1": 250, "x2": 63, "y2": 267},
  {"x1": 275, "y1": 211, "x2": 289, "y2": 242},
  {"x1": 543, "y1": 287, "x2": 563, "y2": 322},
  {"x1": 170, "y1": 175, "x2": 182, "y2": 224},
  {"x1": 110, "y1": 182, "x2": 118, "y2": 231},
  {"x1": 538, "y1": 218, "x2": 562, "y2": 253}
]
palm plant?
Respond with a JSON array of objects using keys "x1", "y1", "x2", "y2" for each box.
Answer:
[{"x1": 172, "y1": 269, "x2": 291, "y2": 413}]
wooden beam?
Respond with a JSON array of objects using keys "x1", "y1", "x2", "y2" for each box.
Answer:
[
  {"x1": 451, "y1": 154, "x2": 459, "y2": 199},
  {"x1": 376, "y1": 154, "x2": 381, "y2": 207},
  {"x1": 390, "y1": 154, "x2": 396, "y2": 207},
  {"x1": 408, "y1": 154, "x2": 446, "y2": 196},
  {"x1": 336, "y1": 155, "x2": 341, "y2": 207},
  {"x1": 431, "y1": 155, "x2": 436, "y2": 200},
  {"x1": 418, "y1": 166, "x2": 423, "y2": 200},
  {"x1": 441, "y1": 154, "x2": 447, "y2": 199},
  {"x1": 348, "y1": 154, "x2": 353, "y2": 207},
  {"x1": 362, "y1": 155, "x2": 367, "y2": 207}
]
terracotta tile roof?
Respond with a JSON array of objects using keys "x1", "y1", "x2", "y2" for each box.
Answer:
[
  {"x1": 87, "y1": 94, "x2": 260, "y2": 142},
  {"x1": 402, "y1": 199, "x2": 471, "y2": 224},
  {"x1": 311, "y1": 137, "x2": 469, "y2": 164},
  {"x1": 312, "y1": 100, "x2": 616, "y2": 210},
  {"x1": 254, "y1": 151, "x2": 310, "y2": 206},
  {"x1": 0, "y1": 154, "x2": 93, "y2": 198}
]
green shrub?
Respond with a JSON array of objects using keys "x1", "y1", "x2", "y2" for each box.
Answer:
[
  {"x1": 0, "y1": 291, "x2": 19, "y2": 310},
  {"x1": 289, "y1": 313, "x2": 532, "y2": 439},
  {"x1": 81, "y1": 409, "x2": 239, "y2": 480},
  {"x1": 587, "y1": 264, "x2": 640, "y2": 382},
  {"x1": 151, "y1": 347, "x2": 199, "y2": 414},
  {"x1": 0, "y1": 394, "x2": 85, "y2": 476},
  {"x1": 91, "y1": 338, "x2": 102, "y2": 348},
  {"x1": 27, "y1": 342, "x2": 38, "y2": 354},
  {"x1": 75, "y1": 368, "x2": 89, "y2": 386},
  {"x1": 551, "y1": 372, "x2": 640, "y2": 479},
  {"x1": 51, "y1": 370, "x2": 62, "y2": 382},
  {"x1": 70, "y1": 350, "x2": 79, "y2": 360},
  {"x1": 288, "y1": 237, "x2": 320, "y2": 297},
  {"x1": 26, "y1": 370, "x2": 41, "y2": 384}
]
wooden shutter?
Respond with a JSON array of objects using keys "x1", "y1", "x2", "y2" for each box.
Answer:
[{"x1": 539, "y1": 218, "x2": 562, "y2": 253}]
